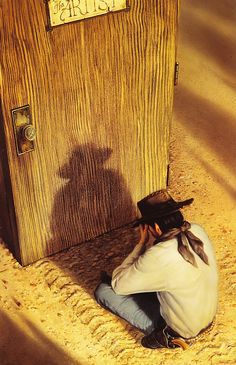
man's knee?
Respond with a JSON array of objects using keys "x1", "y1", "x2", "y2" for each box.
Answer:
[
  {"x1": 94, "y1": 283, "x2": 102, "y2": 303},
  {"x1": 94, "y1": 282, "x2": 110, "y2": 304}
]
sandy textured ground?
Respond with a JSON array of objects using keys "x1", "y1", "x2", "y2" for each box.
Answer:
[
  {"x1": 0, "y1": 137, "x2": 236, "y2": 365},
  {"x1": 1, "y1": 1, "x2": 236, "y2": 364}
]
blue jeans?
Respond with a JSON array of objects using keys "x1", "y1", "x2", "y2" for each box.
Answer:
[{"x1": 94, "y1": 282, "x2": 162, "y2": 335}]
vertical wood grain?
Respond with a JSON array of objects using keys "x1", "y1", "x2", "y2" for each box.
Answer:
[
  {"x1": 0, "y1": 0, "x2": 178, "y2": 265},
  {"x1": 0, "y1": 102, "x2": 20, "y2": 259}
]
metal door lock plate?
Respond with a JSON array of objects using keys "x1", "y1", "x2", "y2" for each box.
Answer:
[{"x1": 11, "y1": 105, "x2": 36, "y2": 155}]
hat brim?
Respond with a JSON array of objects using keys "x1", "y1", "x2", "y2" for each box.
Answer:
[{"x1": 132, "y1": 198, "x2": 194, "y2": 227}]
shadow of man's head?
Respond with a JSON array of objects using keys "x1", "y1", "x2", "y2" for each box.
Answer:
[
  {"x1": 49, "y1": 143, "x2": 135, "y2": 251},
  {"x1": 59, "y1": 143, "x2": 113, "y2": 181}
]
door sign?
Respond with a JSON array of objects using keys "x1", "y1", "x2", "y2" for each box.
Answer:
[{"x1": 46, "y1": 0, "x2": 129, "y2": 28}]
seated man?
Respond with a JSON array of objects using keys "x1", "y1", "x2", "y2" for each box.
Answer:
[{"x1": 94, "y1": 190, "x2": 218, "y2": 349}]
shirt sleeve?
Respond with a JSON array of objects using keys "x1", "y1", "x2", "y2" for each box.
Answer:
[{"x1": 111, "y1": 243, "x2": 168, "y2": 295}]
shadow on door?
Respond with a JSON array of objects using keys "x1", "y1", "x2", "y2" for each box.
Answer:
[
  {"x1": 44, "y1": 143, "x2": 140, "y2": 341},
  {"x1": 48, "y1": 143, "x2": 136, "y2": 252}
]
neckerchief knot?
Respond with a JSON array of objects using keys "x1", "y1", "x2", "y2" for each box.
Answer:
[
  {"x1": 180, "y1": 221, "x2": 191, "y2": 232},
  {"x1": 155, "y1": 221, "x2": 209, "y2": 267}
]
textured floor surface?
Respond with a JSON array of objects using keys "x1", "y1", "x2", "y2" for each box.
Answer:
[{"x1": 1, "y1": 115, "x2": 236, "y2": 364}]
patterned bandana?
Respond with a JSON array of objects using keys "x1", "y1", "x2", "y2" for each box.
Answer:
[{"x1": 155, "y1": 221, "x2": 209, "y2": 267}]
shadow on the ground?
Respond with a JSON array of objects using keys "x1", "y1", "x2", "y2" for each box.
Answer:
[
  {"x1": 177, "y1": 142, "x2": 236, "y2": 201},
  {"x1": 179, "y1": 0, "x2": 236, "y2": 83},
  {"x1": 173, "y1": 0, "x2": 236, "y2": 199},
  {"x1": 195, "y1": 0, "x2": 236, "y2": 24},
  {"x1": 174, "y1": 86, "x2": 236, "y2": 177},
  {"x1": 0, "y1": 310, "x2": 82, "y2": 365}
]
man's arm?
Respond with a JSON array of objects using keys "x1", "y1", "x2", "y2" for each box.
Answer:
[
  {"x1": 111, "y1": 225, "x2": 167, "y2": 295},
  {"x1": 114, "y1": 225, "x2": 148, "y2": 269}
]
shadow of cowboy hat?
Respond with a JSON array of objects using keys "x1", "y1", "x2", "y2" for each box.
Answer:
[
  {"x1": 133, "y1": 189, "x2": 194, "y2": 227},
  {"x1": 58, "y1": 144, "x2": 113, "y2": 179}
]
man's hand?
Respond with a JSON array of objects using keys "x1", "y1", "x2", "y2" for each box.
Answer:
[{"x1": 139, "y1": 224, "x2": 149, "y2": 245}]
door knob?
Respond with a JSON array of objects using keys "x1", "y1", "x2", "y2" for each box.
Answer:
[
  {"x1": 11, "y1": 105, "x2": 36, "y2": 155},
  {"x1": 21, "y1": 125, "x2": 36, "y2": 141}
]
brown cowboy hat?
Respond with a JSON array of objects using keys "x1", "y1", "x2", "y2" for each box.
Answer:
[{"x1": 133, "y1": 189, "x2": 193, "y2": 226}]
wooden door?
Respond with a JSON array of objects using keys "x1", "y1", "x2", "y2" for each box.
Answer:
[{"x1": 0, "y1": 0, "x2": 178, "y2": 265}]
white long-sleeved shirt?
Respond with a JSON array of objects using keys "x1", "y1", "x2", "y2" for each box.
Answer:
[{"x1": 111, "y1": 223, "x2": 218, "y2": 338}]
